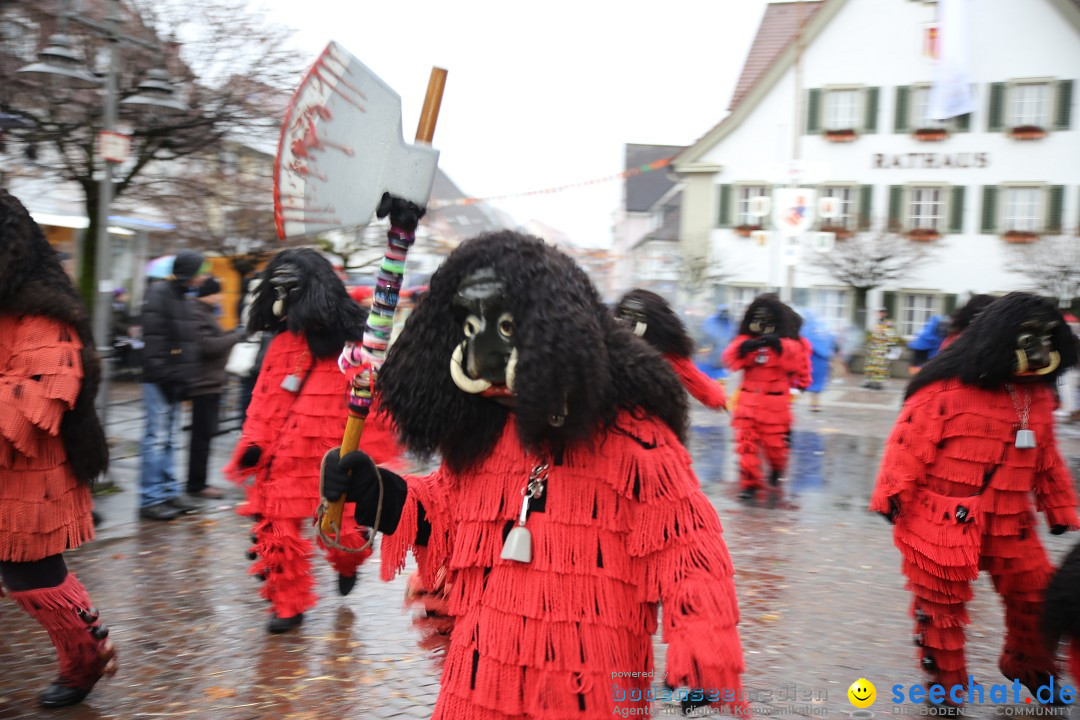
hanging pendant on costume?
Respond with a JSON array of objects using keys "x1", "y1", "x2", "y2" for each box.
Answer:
[
  {"x1": 1006, "y1": 383, "x2": 1036, "y2": 449},
  {"x1": 281, "y1": 351, "x2": 310, "y2": 393},
  {"x1": 501, "y1": 462, "x2": 549, "y2": 563}
]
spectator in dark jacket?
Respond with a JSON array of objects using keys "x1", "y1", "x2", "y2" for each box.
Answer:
[
  {"x1": 139, "y1": 250, "x2": 207, "y2": 520},
  {"x1": 187, "y1": 278, "x2": 245, "y2": 499}
]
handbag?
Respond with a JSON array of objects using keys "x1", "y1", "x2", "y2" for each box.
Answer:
[{"x1": 226, "y1": 338, "x2": 261, "y2": 376}]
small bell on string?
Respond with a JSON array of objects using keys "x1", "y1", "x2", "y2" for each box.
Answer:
[
  {"x1": 501, "y1": 525, "x2": 532, "y2": 563},
  {"x1": 1015, "y1": 429, "x2": 1036, "y2": 449}
]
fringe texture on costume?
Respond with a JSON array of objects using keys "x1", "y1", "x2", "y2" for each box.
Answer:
[{"x1": 665, "y1": 354, "x2": 726, "y2": 409}]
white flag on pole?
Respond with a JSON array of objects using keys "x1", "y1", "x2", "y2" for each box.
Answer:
[{"x1": 929, "y1": 0, "x2": 976, "y2": 120}]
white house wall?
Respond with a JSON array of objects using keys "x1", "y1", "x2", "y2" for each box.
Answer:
[{"x1": 690, "y1": 0, "x2": 1080, "y2": 322}]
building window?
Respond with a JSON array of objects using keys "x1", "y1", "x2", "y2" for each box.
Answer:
[
  {"x1": 814, "y1": 289, "x2": 851, "y2": 335},
  {"x1": 900, "y1": 294, "x2": 938, "y2": 338},
  {"x1": 1009, "y1": 82, "x2": 1051, "y2": 128},
  {"x1": 825, "y1": 89, "x2": 861, "y2": 131},
  {"x1": 1002, "y1": 187, "x2": 1043, "y2": 232},
  {"x1": 736, "y1": 185, "x2": 768, "y2": 227},
  {"x1": 908, "y1": 187, "x2": 945, "y2": 231},
  {"x1": 819, "y1": 186, "x2": 855, "y2": 230},
  {"x1": 731, "y1": 287, "x2": 763, "y2": 322},
  {"x1": 911, "y1": 86, "x2": 947, "y2": 130}
]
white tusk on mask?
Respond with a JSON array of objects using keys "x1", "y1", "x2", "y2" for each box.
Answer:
[
  {"x1": 505, "y1": 348, "x2": 518, "y2": 393},
  {"x1": 634, "y1": 322, "x2": 647, "y2": 337},
  {"x1": 1034, "y1": 351, "x2": 1062, "y2": 376},
  {"x1": 450, "y1": 342, "x2": 492, "y2": 394},
  {"x1": 273, "y1": 298, "x2": 285, "y2": 318}
]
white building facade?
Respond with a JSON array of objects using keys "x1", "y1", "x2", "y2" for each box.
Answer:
[{"x1": 674, "y1": 0, "x2": 1080, "y2": 337}]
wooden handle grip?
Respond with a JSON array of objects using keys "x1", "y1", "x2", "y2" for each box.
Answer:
[
  {"x1": 320, "y1": 414, "x2": 367, "y2": 535},
  {"x1": 415, "y1": 67, "x2": 448, "y2": 144}
]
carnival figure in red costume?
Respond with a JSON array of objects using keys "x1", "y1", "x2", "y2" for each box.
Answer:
[
  {"x1": 320, "y1": 232, "x2": 746, "y2": 719},
  {"x1": 615, "y1": 289, "x2": 726, "y2": 410},
  {"x1": 871, "y1": 292, "x2": 1080, "y2": 714},
  {"x1": 723, "y1": 295, "x2": 807, "y2": 501},
  {"x1": 1043, "y1": 539, "x2": 1080, "y2": 686},
  {"x1": 0, "y1": 189, "x2": 117, "y2": 708},
  {"x1": 226, "y1": 248, "x2": 403, "y2": 633}
]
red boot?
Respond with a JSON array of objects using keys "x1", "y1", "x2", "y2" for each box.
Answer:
[{"x1": 9, "y1": 573, "x2": 117, "y2": 708}]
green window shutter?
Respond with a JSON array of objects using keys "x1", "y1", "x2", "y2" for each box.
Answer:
[
  {"x1": 858, "y1": 185, "x2": 873, "y2": 230},
  {"x1": 1055, "y1": 79, "x2": 1073, "y2": 130},
  {"x1": 988, "y1": 82, "x2": 1006, "y2": 131},
  {"x1": 717, "y1": 184, "x2": 732, "y2": 227},
  {"x1": 863, "y1": 87, "x2": 879, "y2": 133},
  {"x1": 807, "y1": 89, "x2": 822, "y2": 134},
  {"x1": 888, "y1": 185, "x2": 904, "y2": 230},
  {"x1": 954, "y1": 112, "x2": 971, "y2": 132},
  {"x1": 883, "y1": 291, "x2": 898, "y2": 321},
  {"x1": 943, "y1": 294, "x2": 959, "y2": 315},
  {"x1": 980, "y1": 186, "x2": 998, "y2": 233},
  {"x1": 948, "y1": 186, "x2": 965, "y2": 233},
  {"x1": 894, "y1": 86, "x2": 910, "y2": 133},
  {"x1": 1045, "y1": 185, "x2": 1065, "y2": 233}
]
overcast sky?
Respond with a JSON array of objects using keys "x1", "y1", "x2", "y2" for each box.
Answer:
[{"x1": 254, "y1": 0, "x2": 770, "y2": 247}]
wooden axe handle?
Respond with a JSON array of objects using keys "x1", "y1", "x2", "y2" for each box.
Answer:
[
  {"x1": 415, "y1": 67, "x2": 448, "y2": 144},
  {"x1": 320, "y1": 413, "x2": 367, "y2": 535}
]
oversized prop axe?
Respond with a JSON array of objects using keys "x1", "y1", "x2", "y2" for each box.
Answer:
[{"x1": 273, "y1": 42, "x2": 446, "y2": 551}]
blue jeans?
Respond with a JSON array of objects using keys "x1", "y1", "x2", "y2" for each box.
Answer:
[{"x1": 140, "y1": 383, "x2": 181, "y2": 508}]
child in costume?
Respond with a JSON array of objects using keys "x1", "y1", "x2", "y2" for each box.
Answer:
[
  {"x1": 723, "y1": 295, "x2": 806, "y2": 500},
  {"x1": 871, "y1": 292, "x2": 1079, "y2": 713},
  {"x1": 226, "y1": 248, "x2": 402, "y2": 633},
  {"x1": 0, "y1": 189, "x2": 117, "y2": 708},
  {"x1": 321, "y1": 232, "x2": 746, "y2": 719},
  {"x1": 614, "y1": 288, "x2": 726, "y2": 410}
]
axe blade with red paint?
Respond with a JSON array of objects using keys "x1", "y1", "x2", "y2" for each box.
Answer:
[{"x1": 274, "y1": 41, "x2": 440, "y2": 240}]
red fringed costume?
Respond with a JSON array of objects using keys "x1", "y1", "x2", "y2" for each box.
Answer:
[
  {"x1": 380, "y1": 412, "x2": 745, "y2": 719},
  {"x1": 0, "y1": 316, "x2": 94, "y2": 561},
  {"x1": 871, "y1": 379, "x2": 1080, "y2": 691},
  {"x1": 723, "y1": 335, "x2": 805, "y2": 491},
  {"x1": 665, "y1": 354, "x2": 727, "y2": 410},
  {"x1": 227, "y1": 330, "x2": 403, "y2": 618}
]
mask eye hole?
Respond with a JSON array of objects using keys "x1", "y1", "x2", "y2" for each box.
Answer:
[
  {"x1": 464, "y1": 316, "x2": 481, "y2": 338},
  {"x1": 1017, "y1": 332, "x2": 1033, "y2": 347},
  {"x1": 498, "y1": 313, "x2": 514, "y2": 339}
]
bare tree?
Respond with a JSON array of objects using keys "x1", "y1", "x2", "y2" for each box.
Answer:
[
  {"x1": 681, "y1": 248, "x2": 726, "y2": 315},
  {"x1": 1009, "y1": 233, "x2": 1080, "y2": 309},
  {"x1": 316, "y1": 222, "x2": 392, "y2": 276},
  {"x1": 807, "y1": 230, "x2": 933, "y2": 327},
  {"x1": 0, "y1": 0, "x2": 305, "y2": 306}
]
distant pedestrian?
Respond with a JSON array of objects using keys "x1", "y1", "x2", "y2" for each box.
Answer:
[
  {"x1": 906, "y1": 314, "x2": 949, "y2": 374},
  {"x1": 863, "y1": 309, "x2": 898, "y2": 390},
  {"x1": 0, "y1": 189, "x2": 117, "y2": 708},
  {"x1": 799, "y1": 310, "x2": 837, "y2": 411},
  {"x1": 139, "y1": 250, "x2": 207, "y2": 520},
  {"x1": 187, "y1": 277, "x2": 245, "y2": 499}
]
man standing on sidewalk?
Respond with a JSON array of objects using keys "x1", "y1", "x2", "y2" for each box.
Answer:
[{"x1": 139, "y1": 250, "x2": 206, "y2": 520}]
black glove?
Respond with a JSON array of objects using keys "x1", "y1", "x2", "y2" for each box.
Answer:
[
  {"x1": 321, "y1": 448, "x2": 408, "y2": 535},
  {"x1": 880, "y1": 496, "x2": 901, "y2": 525},
  {"x1": 1051, "y1": 525, "x2": 1068, "y2": 535},
  {"x1": 737, "y1": 337, "x2": 765, "y2": 357},
  {"x1": 376, "y1": 193, "x2": 426, "y2": 233},
  {"x1": 761, "y1": 334, "x2": 782, "y2": 353},
  {"x1": 238, "y1": 445, "x2": 262, "y2": 469}
]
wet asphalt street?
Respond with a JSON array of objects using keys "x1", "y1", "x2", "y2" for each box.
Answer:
[{"x1": 2, "y1": 375, "x2": 1079, "y2": 720}]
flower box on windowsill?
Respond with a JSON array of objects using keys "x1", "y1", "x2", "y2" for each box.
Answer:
[
  {"x1": 824, "y1": 128, "x2": 858, "y2": 142},
  {"x1": 819, "y1": 225, "x2": 854, "y2": 239},
  {"x1": 734, "y1": 225, "x2": 763, "y2": 237},
  {"x1": 1009, "y1": 125, "x2": 1047, "y2": 140},
  {"x1": 1002, "y1": 230, "x2": 1039, "y2": 244},
  {"x1": 907, "y1": 228, "x2": 940, "y2": 242},
  {"x1": 913, "y1": 128, "x2": 948, "y2": 142}
]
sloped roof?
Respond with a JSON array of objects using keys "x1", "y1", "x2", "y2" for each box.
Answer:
[
  {"x1": 729, "y1": 1, "x2": 823, "y2": 111},
  {"x1": 625, "y1": 143, "x2": 683, "y2": 212}
]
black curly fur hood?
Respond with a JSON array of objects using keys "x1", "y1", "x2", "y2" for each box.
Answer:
[
  {"x1": 615, "y1": 289, "x2": 694, "y2": 357},
  {"x1": 907, "y1": 292, "x2": 1078, "y2": 399},
  {"x1": 737, "y1": 294, "x2": 798, "y2": 338},
  {"x1": 377, "y1": 231, "x2": 689, "y2": 473},
  {"x1": 0, "y1": 189, "x2": 108, "y2": 485},
  {"x1": 246, "y1": 248, "x2": 367, "y2": 358}
]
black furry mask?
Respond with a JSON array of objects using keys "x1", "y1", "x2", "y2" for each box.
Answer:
[
  {"x1": 739, "y1": 295, "x2": 796, "y2": 338},
  {"x1": 614, "y1": 289, "x2": 693, "y2": 357},
  {"x1": 377, "y1": 232, "x2": 688, "y2": 472}
]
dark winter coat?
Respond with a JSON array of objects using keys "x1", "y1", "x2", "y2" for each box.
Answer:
[
  {"x1": 141, "y1": 278, "x2": 202, "y2": 400},
  {"x1": 188, "y1": 299, "x2": 244, "y2": 397}
]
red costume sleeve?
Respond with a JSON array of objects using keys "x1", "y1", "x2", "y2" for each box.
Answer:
[
  {"x1": 618, "y1": 416, "x2": 744, "y2": 707},
  {"x1": 722, "y1": 335, "x2": 756, "y2": 371},
  {"x1": 0, "y1": 317, "x2": 82, "y2": 458},
  {"x1": 1034, "y1": 398, "x2": 1080, "y2": 531},
  {"x1": 792, "y1": 337, "x2": 813, "y2": 390},
  {"x1": 379, "y1": 469, "x2": 454, "y2": 589},
  {"x1": 665, "y1": 354, "x2": 726, "y2": 409},
  {"x1": 870, "y1": 390, "x2": 942, "y2": 514}
]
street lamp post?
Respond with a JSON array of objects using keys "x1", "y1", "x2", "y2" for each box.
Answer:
[{"x1": 18, "y1": 0, "x2": 187, "y2": 435}]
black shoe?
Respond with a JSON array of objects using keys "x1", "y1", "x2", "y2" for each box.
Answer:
[
  {"x1": 769, "y1": 471, "x2": 782, "y2": 487},
  {"x1": 139, "y1": 502, "x2": 179, "y2": 521},
  {"x1": 267, "y1": 613, "x2": 304, "y2": 633},
  {"x1": 39, "y1": 681, "x2": 92, "y2": 708},
  {"x1": 165, "y1": 495, "x2": 201, "y2": 514},
  {"x1": 737, "y1": 488, "x2": 757, "y2": 501},
  {"x1": 338, "y1": 573, "x2": 357, "y2": 597}
]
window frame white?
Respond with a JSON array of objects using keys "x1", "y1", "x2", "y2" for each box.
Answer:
[
  {"x1": 823, "y1": 86, "x2": 864, "y2": 132},
  {"x1": 1007, "y1": 79, "x2": 1053, "y2": 129},
  {"x1": 812, "y1": 287, "x2": 853, "y2": 336},
  {"x1": 1000, "y1": 183, "x2": 1047, "y2": 233},
  {"x1": 898, "y1": 292, "x2": 941, "y2": 339},
  {"x1": 818, "y1": 184, "x2": 858, "y2": 230},
  {"x1": 905, "y1": 184, "x2": 949, "y2": 233},
  {"x1": 734, "y1": 183, "x2": 770, "y2": 228}
]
